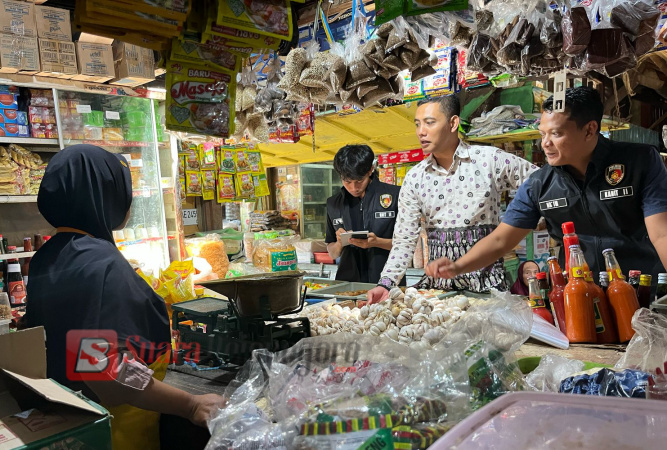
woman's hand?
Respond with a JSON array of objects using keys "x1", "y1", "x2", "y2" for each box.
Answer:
[
  {"x1": 187, "y1": 393, "x2": 228, "y2": 427},
  {"x1": 367, "y1": 286, "x2": 390, "y2": 304}
]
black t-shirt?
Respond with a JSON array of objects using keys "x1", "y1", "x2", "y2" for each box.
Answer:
[{"x1": 325, "y1": 176, "x2": 403, "y2": 284}]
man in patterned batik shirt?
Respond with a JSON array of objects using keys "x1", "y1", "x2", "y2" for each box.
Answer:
[{"x1": 367, "y1": 95, "x2": 537, "y2": 303}]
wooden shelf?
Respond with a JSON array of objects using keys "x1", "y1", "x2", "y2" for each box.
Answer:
[
  {"x1": 0, "y1": 137, "x2": 59, "y2": 146},
  {"x1": 0, "y1": 251, "x2": 35, "y2": 261},
  {"x1": 465, "y1": 119, "x2": 630, "y2": 144},
  {"x1": 0, "y1": 195, "x2": 37, "y2": 203}
]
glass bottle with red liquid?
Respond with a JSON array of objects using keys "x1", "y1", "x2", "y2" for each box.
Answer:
[
  {"x1": 6, "y1": 246, "x2": 26, "y2": 307},
  {"x1": 585, "y1": 271, "x2": 618, "y2": 344},
  {"x1": 527, "y1": 276, "x2": 555, "y2": 324},
  {"x1": 564, "y1": 245, "x2": 597, "y2": 343},
  {"x1": 562, "y1": 222, "x2": 579, "y2": 278},
  {"x1": 547, "y1": 256, "x2": 567, "y2": 332},
  {"x1": 638, "y1": 274, "x2": 653, "y2": 309},
  {"x1": 603, "y1": 248, "x2": 640, "y2": 342}
]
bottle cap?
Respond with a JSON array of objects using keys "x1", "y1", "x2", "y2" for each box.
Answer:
[
  {"x1": 547, "y1": 256, "x2": 558, "y2": 261},
  {"x1": 640, "y1": 274, "x2": 652, "y2": 285},
  {"x1": 658, "y1": 273, "x2": 667, "y2": 282},
  {"x1": 629, "y1": 270, "x2": 642, "y2": 278},
  {"x1": 562, "y1": 222, "x2": 575, "y2": 234},
  {"x1": 536, "y1": 272, "x2": 547, "y2": 280},
  {"x1": 602, "y1": 248, "x2": 614, "y2": 254},
  {"x1": 568, "y1": 244, "x2": 580, "y2": 249},
  {"x1": 599, "y1": 271, "x2": 609, "y2": 279}
]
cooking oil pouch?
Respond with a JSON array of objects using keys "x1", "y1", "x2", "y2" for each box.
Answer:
[
  {"x1": 137, "y1": 268, "x2": 169, "y2": 298},
  {"x1": 199, "y1": 142, "x2": 217, "y2": 169},
  {"x1": 215, "y1": 0, "x2": 293, "y2": 41},
  {"x1": 185, "y1": 170, "x2": 202, "y2": 197},
  {"x1": 217, "y1": 173, "x2": 236, "y2": 203},
  {"x1": 166, "y1": 61, "x2": 236, "y2": 138},
  {"x1": 236, "y1": 172, "x2": 255, "y2": 198},
  {"x1": 219, "y1": 148, "x2": 236, "y2": 173}
]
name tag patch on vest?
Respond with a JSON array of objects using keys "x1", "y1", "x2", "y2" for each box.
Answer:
[
  {"x1": 539, "y1": 198, "x2": 568, "y2": 211},
  {"x1": 333, "y1": 218, "x2": 344, "y2": 225},
  {"x1": 375, "y1": 211, "x2": 396, "y2": 219},
  {"x1": 600, "y1": 186, "x2": 633, "y2": 200}
]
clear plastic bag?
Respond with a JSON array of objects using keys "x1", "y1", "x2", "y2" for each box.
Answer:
[
  {"x1": 615, "y1": 308, "x2": 667, "y2": 373},
  {"x1": 525, "y1": 354, "x2": 585, "y2": 392}
]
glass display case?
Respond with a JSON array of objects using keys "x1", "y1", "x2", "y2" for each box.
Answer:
[
  {"x1": 54, "y1": 90, "x2": 169, "y2": 275},
  {"x1": 300, "y1": 163, "x2": 340, "y2": 239}
]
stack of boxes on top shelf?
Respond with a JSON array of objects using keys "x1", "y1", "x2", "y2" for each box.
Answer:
[
  {"x1": 0, "y1": 86, "x2": 27, "y2": 138},
  {"x1": 0, "y1": 1, "x2": 156, "y2": 86}
]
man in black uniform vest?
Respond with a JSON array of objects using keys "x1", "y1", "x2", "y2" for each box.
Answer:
[
  {"x1": 325, "y1": 145, "x2": 403, "y2": 284},
  {"x1": 427, "y1": 86, "x2": 667, "y2": 285}
]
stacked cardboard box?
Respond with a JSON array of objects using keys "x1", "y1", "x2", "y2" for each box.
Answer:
[
  {"x1": 35, "y1": 5, "x2": 77, "y2": 78},
  {"x1": 111, "y1": 41, "x2": 155, "y2": 87},
  {"x1": 73, "y1": 32, "x2": 115, "y2": 83},
  {"x1": 0, "y1": 0, "x2": 40, "y2": 74}
]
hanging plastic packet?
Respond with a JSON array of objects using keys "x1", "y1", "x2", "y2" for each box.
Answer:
[
  {"x1": 254, "y1": 173, "x2": 270, "y2": 197},
  {"x1": 185, "y1": 144, "x2": 200, "y2": 171},
  {"x1": 170, "y1": 38, "x2": 241, "y2": 73},
  {"x1": 235, "y1": 149, "x2": 250, "y2": 172},
  {"x1": 199, "y1": 142, "x2": 217, "y2": 170},
  {"x1": 219, "y1": 147, "x2": 236, "y2": 173},
  {"x1": 215, "y1": 0, "x2": 293, "y2": 41},
  {"x1": 236, "y1": 172, "x2": 256, "y2": 199},
  {"x1": 165, "y1": 61, "x2": 236, "y2": 138},
  {"x1": 185, "y1": 171, "x2": 202, "y2": 197},
  {"x1": 217, "y1": 173, "x2": 236, "y2": 203}
]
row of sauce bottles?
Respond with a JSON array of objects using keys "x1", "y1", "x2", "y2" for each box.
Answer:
[{"x1": 525, "y1": 221, "x2": 664, "y2": 344}]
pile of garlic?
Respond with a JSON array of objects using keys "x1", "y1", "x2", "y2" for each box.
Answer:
[{"x1": 302, "y1": 288, "x2": 471, "y2": 350}]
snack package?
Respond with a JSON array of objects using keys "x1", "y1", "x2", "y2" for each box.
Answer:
[
  {"x1": 236, "y1": 172, "x2": 256, "y2": 198},
  {"x1": 185, "y1": 234, "x2": 230, "y2": 280},
  {"x1": 178, "y1": 140, "x2": 192, "y2": 156},
  {"x1": 219, "y1": 147, "x2": 236, "y2": 173},
  {"x1": 215, "y1": 0, "x2": 293, "y2": 41},
  {"x1": 202, "y1": 169, "x2": 216, "y2": 191},
  {"x1": 178, "y1": 156, "x2": 185, "y2": 178},
  {"x1": 199, "y1": 142, "x2": 217, "y2": 169},
  {"x1": 170, "y1": 38, "x2": 241, "y2": 73},
  {"x1": 204, "y1": 20, "x2": 283, "y2": 51},
  {"x1": 185, "y1": 170, "x2": 202, "y2": 196},
  {"x1": 166, "y1": 61, "x2": 236, "y2": 138},
  {"x1": 217, "y1": 173, "x2": 236, "y2": 203},
  {"x1": 252, "y1": 235, "x2": 298, "y2": 272}
]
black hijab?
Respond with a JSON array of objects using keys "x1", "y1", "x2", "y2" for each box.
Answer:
[{"x1": 26, "y1": 145, "x2": 170, "y2": 391}]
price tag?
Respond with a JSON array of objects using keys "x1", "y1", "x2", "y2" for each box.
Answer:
[
  {"x1": 105, "y1": 111, "x2": 120, "y2": 120},
  {"x1": 183, "y1": 209, "x2": 198, "y2": 226},
  {"x1": 76, "y1": 105, "x2": 92, "y2": 114}
]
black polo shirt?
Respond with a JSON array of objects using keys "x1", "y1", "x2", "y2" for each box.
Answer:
[
  {"x1": 504, "y1": 136, "x2": 667, "y2": 280},
  {"x1": 325, "y1": 176, "x2": 403, "y2": 284}
]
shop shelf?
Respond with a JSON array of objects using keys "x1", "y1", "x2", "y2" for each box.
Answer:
[
  {"x1": 0, "y1": 137, "x2": 59, "y2": 146},
  {"x1": 0, "y1": 195, "x2": 37, "y2": 203},
  {"x1": 67, "y1": 139, "x2": 151, "y2": 148},
  {"x1": 0, "y1": 251, "x2": 36, "y2": 261}
]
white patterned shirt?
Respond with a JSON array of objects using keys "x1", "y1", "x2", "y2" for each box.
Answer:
[{"x1": 379, "y1": 140, "x2": 538, "y2": 286}]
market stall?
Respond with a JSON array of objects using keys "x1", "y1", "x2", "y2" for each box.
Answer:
[{"x1": 1, "y1": 0, "x2": 667, "y2": 449}]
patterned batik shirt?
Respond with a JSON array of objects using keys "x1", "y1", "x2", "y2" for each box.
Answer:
[{"x1": 378, "y1": 140, "x2": 538, "y2": 290}]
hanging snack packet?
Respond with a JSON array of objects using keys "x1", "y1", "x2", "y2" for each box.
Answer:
[
  {"x1": 215, "y1": 0, "x2": 293, "y2": 41},
  {"x1": 235, "y1": 149, "x2": 251, "y2": 172},
  {"x1": 202, "y1": 169, "x2": 216, "y2": 191},
  {"x1": 178, "y1": 156, "x2": 186, "y2": 178},
  {"x1": 166, "y1": 61, "x2": 236, "y2": 138},
  {"x1": 178, "y1": 140, "x2": 191, "y2": 156},
  {"x1": 254, "y1": 173, "x2": 270, "y2": 197},
  {"x1": 217, "y1": 173, "x2": 236, "y2": 203},
  {"x1": 170, "y1": 38, "x2": 241, "y2": 73},
  {"x1": 178, "y1": 178, "x2": 186, "y2": 199},
  {"x1": 246, "y1": 150, "x2": 264, "y2": 174},
  {"x1": 185, "y1": 170, "x2": 203, "y2": 196},
  {"x1": 236, "y1": 172, "x2": 255, "y2": 198},
  {"x1": 205, "y1": 20, "x2": 283, "y2": 51},
  {"x1": 219, "y1": 147, "x2": 236, "y2": 173},
  {"x1": 199, "y1": 142, "x2": 217, "y2": 169}
]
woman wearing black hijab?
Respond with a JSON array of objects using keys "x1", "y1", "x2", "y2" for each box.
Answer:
[{"x1": 25, "y1": 145, "x2": 224, "y2": 449}]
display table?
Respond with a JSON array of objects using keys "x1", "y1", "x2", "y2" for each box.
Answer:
[{"x1": 516, "y1": 339, "x2": 625, "y2": 366}]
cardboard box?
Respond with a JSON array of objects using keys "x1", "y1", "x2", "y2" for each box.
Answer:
[
  {"x1": 111, "y1": 42, "x2": 155, "y2": 86},
  {"x1": 37, "y1": 38, "x2": 77, "y2": 78},
  {"x1": 73, "y1": 41, "x2": 114, "y2": 83},
  {"x1": 0, "y1": 0, "x2": 37, "y2": 37},
  {"x1": 0, "y1": 327, "x2": 112, "y2": 450},
  {"x1": 35, "y1": 5, "x2": 72, "y2": 42},
  {"x1": 0, "y1": 34, "x2": 40, "y2": 74}
]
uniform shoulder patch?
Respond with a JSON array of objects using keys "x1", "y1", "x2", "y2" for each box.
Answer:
[
  {"x1": 380, "y1": 194, "x2": 392, "y2": 209},
  {"x1": 605, "y1": 164, "x2": 625, "y2": 186}
]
